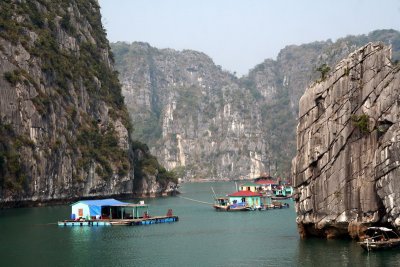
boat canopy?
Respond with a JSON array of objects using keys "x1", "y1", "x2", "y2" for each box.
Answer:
[{"x1": 71, "y1": 198, "x2": 130, "y2": 207}]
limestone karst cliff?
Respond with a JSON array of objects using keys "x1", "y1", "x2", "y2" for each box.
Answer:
[
  {"x1": 113, "y1": 42, "x2": 273, "y2": 180},
  {"x1": 293, "y1": 43, "x2": 400, "y2": 239},
  {"x1": 112, "y1": 30, "x2": 400, "y2": 181},
  {"x1": 0, "y1": 0, "x2": 175, "y2": 207}
]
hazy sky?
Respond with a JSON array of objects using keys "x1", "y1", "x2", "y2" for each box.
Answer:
[{"x1": 98, "y1": 0, "x2": 400, "y2": 76}]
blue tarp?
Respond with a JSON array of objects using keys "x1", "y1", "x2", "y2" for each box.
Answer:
[
  {"x1": 72, "y1": 199, "x2": 130, "y2": 217},
  {"x1": 74, "y1": 198, "x2": 129, "y2": 206},
  {"x1": 89, "y1": 205, "x2": 101, "y2": 217}
]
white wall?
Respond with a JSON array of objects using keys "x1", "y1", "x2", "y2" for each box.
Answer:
[{"x1": 71, "y1": 203, "x2": 90, "y2": 219}]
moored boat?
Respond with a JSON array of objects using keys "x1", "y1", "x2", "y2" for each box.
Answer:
[
  {"x1": 271, "y1": 186, "x2": 293, "y2": 200},
  {"x1": 213, "y1": 197, "x2": 230, "y2": 211},
  {"x1": 269, "y1": 201, "x2": 289, "y2": 209},
  {"x1": 213, "y1": 197, "x2": 251, "y2": 211},
  {"x1": 358, "y1": 227, "x2": 400, "y2": 251},
  {"x1": 213, "y1": 190, "x2": 268, "y2": 211},
  {"x1": 271, "y1": 195, "x2": 292, "y2": 200}
]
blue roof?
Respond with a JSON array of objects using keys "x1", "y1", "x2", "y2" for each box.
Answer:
[{"x1": 71, "y1": 198, "x2": 130, "y2": 207}]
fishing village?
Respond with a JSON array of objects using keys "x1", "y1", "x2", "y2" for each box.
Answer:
[
  {"x1": 58, "y1": 174, "x2": 292, "y2": 226},
  {"x1": 1, "y1": 0, "x2": 400, "y2": 266},
  {"x1": 212, "y1": 175, "x2": 293, "y2": 211}
]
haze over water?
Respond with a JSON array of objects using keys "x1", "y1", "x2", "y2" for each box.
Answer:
[{"x1": 1, "y1": 182, "x2": 399, "y2": 266}]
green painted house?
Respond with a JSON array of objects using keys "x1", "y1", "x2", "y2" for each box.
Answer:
[{"x1": 228, "y1": 191, "x2": 263, "y2": 208}]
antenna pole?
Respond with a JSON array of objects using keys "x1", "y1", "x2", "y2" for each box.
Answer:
[{"x1": 211, "y1": 187, "x2": 217, "y2": 198}]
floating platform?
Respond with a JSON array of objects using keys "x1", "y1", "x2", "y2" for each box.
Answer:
[
  {"x1": 58, "y1": 221, "x2": 111, "y2": 226},
  {"x1": 58, "y1": 215, "x2": 179, "y2": 227}
]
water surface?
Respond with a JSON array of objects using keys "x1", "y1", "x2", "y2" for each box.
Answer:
[{"x1": 1, "y1": 182, "x2": 399, "y2": 266}]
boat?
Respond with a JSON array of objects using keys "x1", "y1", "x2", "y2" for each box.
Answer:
[
  {"x1": 271, "y1": 187, "x2": 293, "y2": 200},
  {"x1": 213, "y1": 191, "x2": 291, "y2": 211},
  {"x1": 213, "y1": 197, "x2": 250, "y2": 211},
  {"x1": 269, "y1": 201, "x2": 290, "y2": 209},
  {"x1": 358, "y1": 227, "x2": 400, "y2": 251},
  {"x1": 270, "y1": 195, "x2": 292, "y2": 200}
]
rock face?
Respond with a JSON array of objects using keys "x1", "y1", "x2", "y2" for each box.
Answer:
[
  {"x1": 113, "y1": 42, "x2": 278, "y2": 180},
  {"x1": 0, "y1": 0, "x2": 174, "y2": 207},
  {"x1": 112, "y1": 30, "x2": 400, "y2": 181},
  {"x1": 293, "y1": 43, "x2": 400, "y2": 239}
]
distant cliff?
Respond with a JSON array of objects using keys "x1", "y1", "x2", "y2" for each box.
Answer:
[
  {"x1": 111, "y1": 30, "x2": 400, "y2": 181},
  {"x1": 0, "y1": 0, "x2": 175, "y2": 207},
  {"x1": 112, "y1": 42, "x2": 271, "y2": 180},
  {"x1": 293, "y1": 43, "x2": 400, "y2": 239}
]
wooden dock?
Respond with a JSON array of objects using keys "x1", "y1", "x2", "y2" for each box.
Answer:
[{"x1": 58, "y1": 215, "x2": 179, "y2": 226}]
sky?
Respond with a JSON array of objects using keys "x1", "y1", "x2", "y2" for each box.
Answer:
[{"x1": 98, "y1": 0, "x2": 400, "y2": 76}]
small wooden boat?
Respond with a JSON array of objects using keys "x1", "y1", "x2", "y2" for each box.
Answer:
[
  {"x1": 270, "y1": 201, "x2": 289, "y2": 209},
  {"x1": 213, "y1": 205, "x2": 250, "y2": 211},
  {"x1": 358, "y1": 227, "x2": 400, "y2": 251},
  {"x1": 271, "y1": 195, "x2": 292, "y2": 200}
]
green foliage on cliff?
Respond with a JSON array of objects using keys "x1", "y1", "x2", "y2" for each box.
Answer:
[
  {"x1": 77, "y1": 121, "x2": 129, "y2": 180},
  {"x1": 316, "y1": 64, "x2": 331, "y2": 81},
  {"x1": 261, "y1": 87, "x2": 296, "y2": 176},
  {"x1": 131, "y1": 112, "x2": 162, "y2": 146},
  {"x1": 3, "y1": 69, "x2": 38, "y2": 89},
  {"x1": 132, "y1": 140, "x2": 178, "y2": 186},
  {"x1": 176, "y1": 86, "x2": 201, "y2": 111},
  {"x1": 4, "y1": 70, "x2": 24, "y2": 85},
  {"x1": 241, "y1": 78, "x2": 262, "y2": 99},
  {"x1": 175, "y1": 85, "x2": 202, "y2": 128},
  {"x1": 339, "y1": 29, "x2": 400, "y2": 63},
  {"x1": 0, "y1": 121, "x2": 31, "y2": 193},
  {"x1": 1, "y1": 0, "x2": 128, "y2": 117},
  {"x1": 351, "y1": 114, "x2": 370, "y2": 134}
]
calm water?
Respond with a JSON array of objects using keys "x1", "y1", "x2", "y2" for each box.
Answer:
[{"x1": 1, "y1": 182, "x2": 400, "y2": 267}]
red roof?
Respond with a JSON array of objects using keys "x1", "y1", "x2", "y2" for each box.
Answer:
[
  {"x1": 255, "y1": 179, "x2": 277, "y2": 185},
  {"x1": 228, "y1": 190, "x2": 262, "y2": 197}
]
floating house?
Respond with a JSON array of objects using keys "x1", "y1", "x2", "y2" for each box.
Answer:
[
  {"x1": 228, "y1": 191, "x2": 263, "y2": 208},
  {"x1": 284, "y1": 185, "x2": 293, "y2": 196},
  {"x1": 273, "y1": 186, "x2": 293, "y2": 198},
  {"x1": 254, "y1": 179, "x2": 278, "y2": 191},
  {"x1": 59, "y1": 198, "x2": 179, "y2": 226},
  {"x1": 239, "y1": 182, "x2": 261, "y2": 192},
  {"x1": 280, "y1": 180, "x2": 294, "y2": 195},
  {"x1": 71, "y1": 198, "x2": 148, "y2": 220}
]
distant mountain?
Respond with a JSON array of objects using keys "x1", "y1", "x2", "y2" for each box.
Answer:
[{"x1": 112, "y1": 29, "x2": 400, "y2": 181}]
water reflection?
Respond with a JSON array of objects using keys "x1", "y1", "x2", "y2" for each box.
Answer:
[{"x1": 297, "y1": 237, "x2": 400, "y2": 267}]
